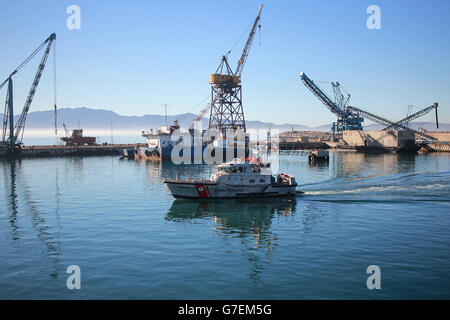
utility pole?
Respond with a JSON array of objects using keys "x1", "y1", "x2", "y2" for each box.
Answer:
[{"x1": 162, "y1": 104, "x2": 170, "y2": 127}]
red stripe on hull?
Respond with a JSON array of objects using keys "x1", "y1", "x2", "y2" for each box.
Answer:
[{"x1": 195, "y1": 184, "x2": 209, "y2": 198}]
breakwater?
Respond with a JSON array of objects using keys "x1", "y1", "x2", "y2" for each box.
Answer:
[{"x1": 0, "y1": 144, "x2": 143, "y2": 158}]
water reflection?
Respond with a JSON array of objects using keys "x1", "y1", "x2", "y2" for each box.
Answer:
[
  {"x1": 0, "y1": 160, "x2": 61, "y2": 278},
  {"x1": 63, "y1": 156, "x2": 85, "y2": 182},
  {"x1": 3, "y1": 160, "x2": 20, "y2": 240},
  {"x1": 396, "y1": 153, "x2": 416, "y2": 174},
  {"x1": 297, "y1": 201, "x2": 328, "y2": 235},
  {"x1": 166, "y1": 198, "x2": 296, "y2": 284},
  {"x1": 333, "y1": 151, "x2": 416, "y2": 178}
]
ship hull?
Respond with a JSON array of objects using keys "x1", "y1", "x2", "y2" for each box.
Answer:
[{"x1": 164, "y1": 180, "x2": 297, "y2": 199}]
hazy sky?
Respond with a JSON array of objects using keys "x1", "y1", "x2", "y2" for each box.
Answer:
[{"x1": 0, "y1": 0, "x2": 449, "y2": 127}]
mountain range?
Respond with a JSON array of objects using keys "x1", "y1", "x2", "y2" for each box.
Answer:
[{"x1": 0, "y1": 107, "x2": 448, "y2": 133}]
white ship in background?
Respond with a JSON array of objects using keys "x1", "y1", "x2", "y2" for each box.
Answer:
[
  {"x1": 135, "y1": 120, "x2": 181, "y2": 160},
  {"x1": 133, "y1": 119, "x2": 252, "y2": 161}
]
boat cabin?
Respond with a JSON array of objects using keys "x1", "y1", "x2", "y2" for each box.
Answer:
[{"x1": 216, "y1": 162, "x2": 261, "y2": 174}]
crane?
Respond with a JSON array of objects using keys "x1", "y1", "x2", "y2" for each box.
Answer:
[
  {"x1": 300, "y1": 72, "x2": 363, "y2": 137},
  {"x1": 208, "y1": 4, "x2": 263, "y2": 132},
  {"x1": 1, "y1": 33, "x2": 56, "y2": 153},
  {"x1": 234, "y1": 4, "x2": 263, "y2": 79},
  {"x1": 190, "y1": 101, "x2": 213, "y2": 129},
  {"x1": 347, "y1": 106, "x2": 438, "y2": 141},
  {"x1": 300, "y1": 72, "x2": 439, "y2": 141},
  {"x1": 62, "y1": 123, "x2": 71, "y2": 138},
  {"x1": 404, "y1": 105, "x2": 414, "y2": 129},
  {"x1": 384, "y1": 103, "x2": 439, "y2": 130}
]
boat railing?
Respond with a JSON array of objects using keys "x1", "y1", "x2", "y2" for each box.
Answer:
[{"x1": 163, "y1": 178, "x2": 215, "y2": 184}]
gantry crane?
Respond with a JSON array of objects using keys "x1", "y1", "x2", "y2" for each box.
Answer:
[
  {"x1": 300, "y1": 72, "x2": 363, "y2": 137},
  {"x1": 300, "y1": 72, "x2": 439, "y2": 141},
  {"x1": 207, "y1": 4, "x2": 263, "y2": 133},
  {"x1": 1, "y1": 33, "x2": 56, "y2": 154}
]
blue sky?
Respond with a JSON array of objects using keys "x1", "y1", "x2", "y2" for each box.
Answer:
[{"x1": 0, "y1": 0, "x2": 449, "y2": 127}]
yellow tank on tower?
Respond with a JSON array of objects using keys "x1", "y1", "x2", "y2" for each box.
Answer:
[{"x1": 209, "y1": 74, "x2": 241, "y2": 85}]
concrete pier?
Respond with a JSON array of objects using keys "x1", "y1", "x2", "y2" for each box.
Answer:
[
  {"x1": 308, "y1": 150, "x2": 329, "y2": 164},
  {"x1": 279, "y1": 141, "x2": 329, "y2": 150},
  {"x1": 0, "y1": 144, "x2": 143, "y2": 158},
  {"x1": 416, "y1": 132, "x2": 450, "y2": 152}
]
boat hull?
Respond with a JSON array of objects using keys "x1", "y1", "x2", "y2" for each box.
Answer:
[{"x1": 164, "y1": 181, "x2": 297, "y2": 199}]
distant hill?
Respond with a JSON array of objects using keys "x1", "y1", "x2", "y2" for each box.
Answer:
[
  {"x1": 0, "y1": 107, "x2": 448, "y2": 133},
  {"x1": 0, "y1": 107, "x2": 314, "y2": 132},
  {"x1": 287, "y1": 121, "x2": 448, "y2": 132}
]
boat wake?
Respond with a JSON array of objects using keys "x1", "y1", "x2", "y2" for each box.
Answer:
[{"x1": 297, "y1": 170, "x2": 450, "y2": 202}]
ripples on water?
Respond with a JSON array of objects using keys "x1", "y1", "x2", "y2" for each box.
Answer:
[{"x1": 0, "y1": 152, "x2": 449, "y2": 299}]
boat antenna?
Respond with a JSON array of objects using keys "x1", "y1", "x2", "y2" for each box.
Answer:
[{"x1": 162, "y1": 104, "x2": 170, "y2": 127}]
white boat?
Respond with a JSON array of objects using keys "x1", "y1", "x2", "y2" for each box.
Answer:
[
  {"x1": 163, "y1": 159, "x2": 298, "y2": 199},
  {"x1": 139, "y1": 120, "x2": 181, "y2": 160}
]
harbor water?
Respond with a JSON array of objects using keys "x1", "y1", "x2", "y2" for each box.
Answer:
[{"x1": 0, "y1": 151, "x2": 449, "y2": 299}]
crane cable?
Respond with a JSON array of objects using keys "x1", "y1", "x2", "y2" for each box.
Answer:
[
  {"x1": 53, "y1": 40, "x2": 57, "y2": 136},
  {"x1": 226, "y1": 20, "x2": 253, "y2": 59},
  {"x1": 186, "y1": 95, "x2": 210, "y2": 114},
  {"x1": 0, "y1": 39, "x2": 49, "y2": 91}
]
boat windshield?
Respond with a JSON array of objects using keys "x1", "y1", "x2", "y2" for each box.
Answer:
[{"x1": 218, "y1": 166, "x2": 244, "y2": 173}]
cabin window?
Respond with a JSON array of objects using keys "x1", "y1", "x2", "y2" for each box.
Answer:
[
  {"x1": 260, "y1": 179, "x2": 265, "y2": 183},
  {"x1": 238, "y1": 167, "x2": 243, "y2": 172},
  {"x1": 249, "y1": 179, "x2": 255, "y2": 183},
  {"x1": 232, "y1": 167, "x2": 237, "y2": 173}
]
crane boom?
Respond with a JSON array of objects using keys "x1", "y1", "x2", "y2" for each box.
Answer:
[
  {"x1": 234, "y1": 4, "x2": 263, "y2": 78},
  {"x1": 13, "y1": 33, "x2": 56, "y2": 145},
  {"x1": 190, "y1": 102, "x2": 213, "y2": 129},
  {"x1": 347, "y1": 106, "x2": 437, "y2": 141},
  {"x1": 300, "y1": 72, "x2": 345, "y2": 117},
  {"x1": 384, "y1": 103, "x2": 438, "y2": 130},
  {"x1": 63, "y1": 123, "x2": 70, "y2": 138},
  {"x1": 190, "y1": 91, "x2": 225, "y2": 129}
]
